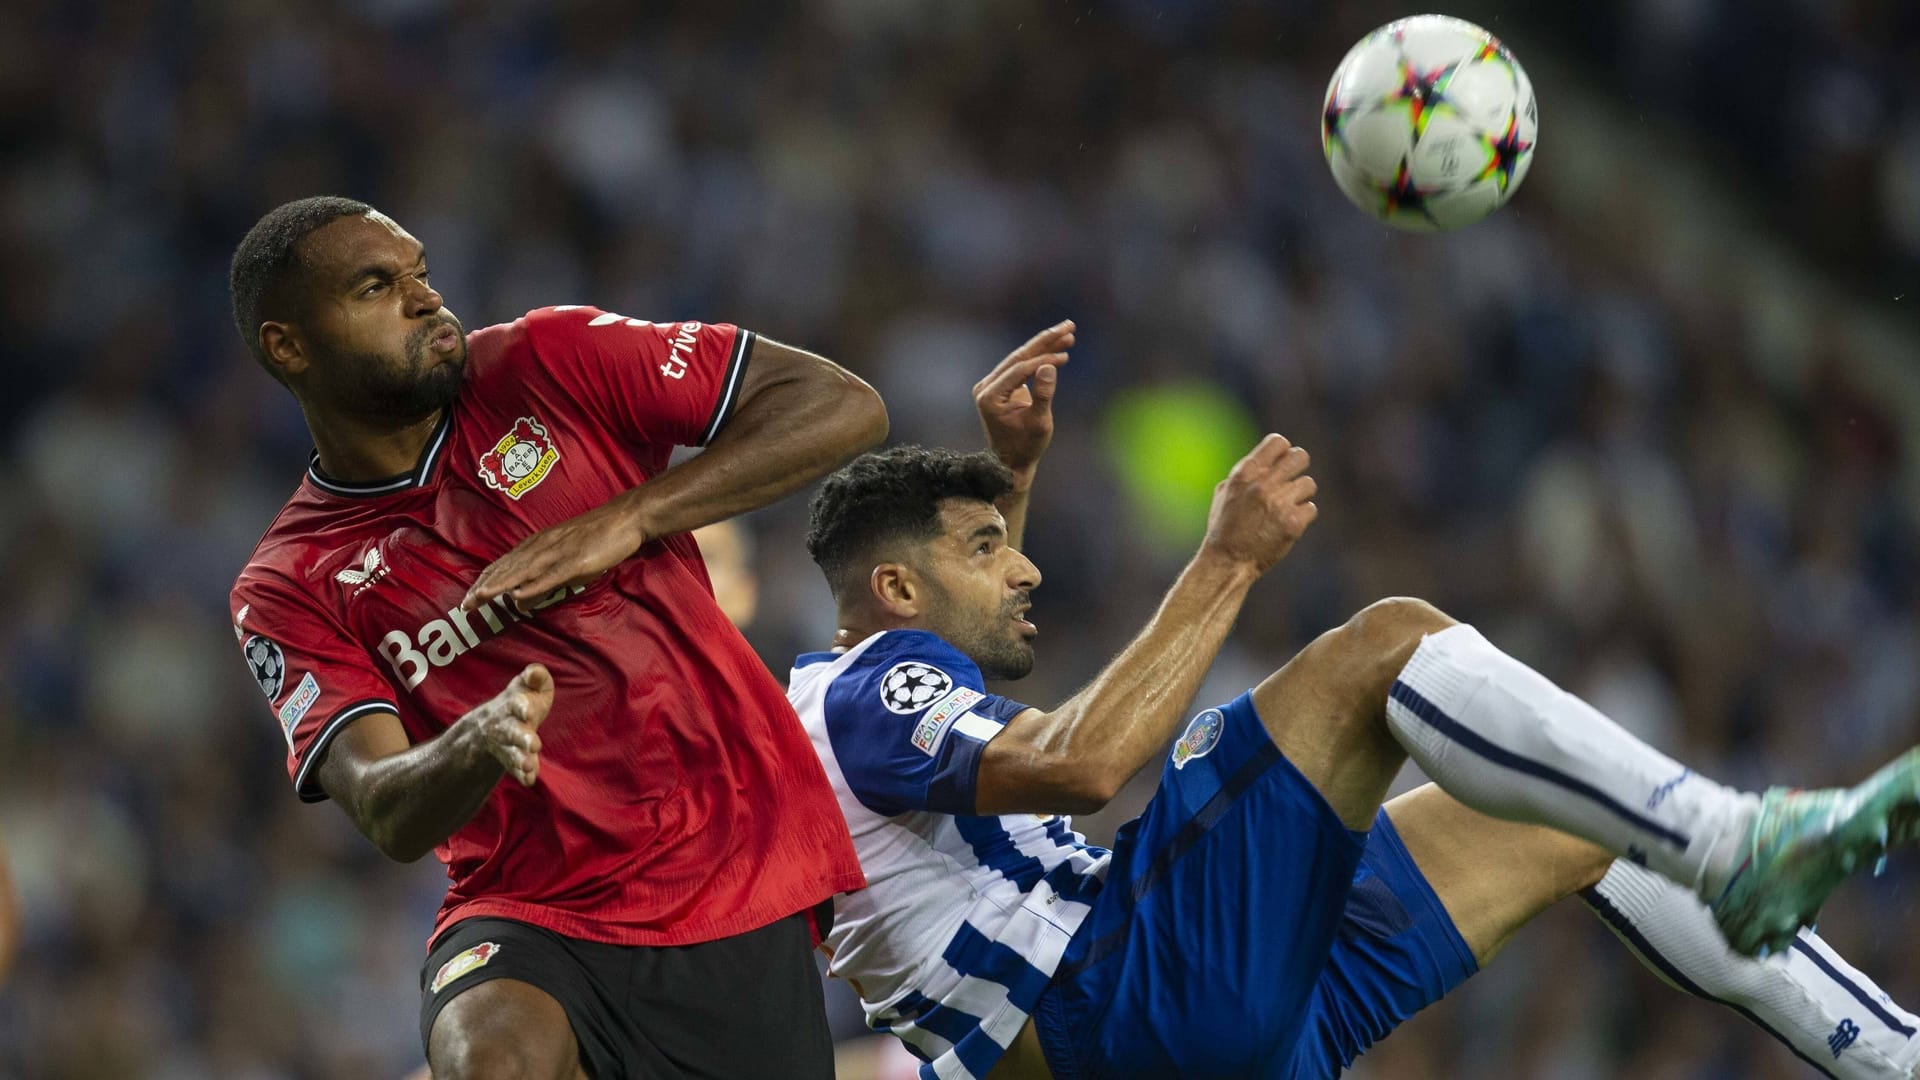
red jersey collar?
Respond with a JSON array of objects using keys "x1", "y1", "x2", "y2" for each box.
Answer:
[{"x1": 305, "y1": 408, "x2": 455, "y2": 498}]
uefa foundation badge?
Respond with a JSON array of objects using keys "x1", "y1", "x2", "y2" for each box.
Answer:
[
  {"x1": 1171, "y1": 709, "x2": 1224, "y2": 770},
  {"x1": 478, "y1": 416, "x2": 560, "y2": 500}
]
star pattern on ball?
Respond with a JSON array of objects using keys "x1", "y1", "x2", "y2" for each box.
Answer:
[
  {"x1": 1474, "y1": 39, "x2": 1518, "y2": 88},
  {"x1": 1323, "y1": 93, "x2": 1355, "y2": 158},
  {"x1": 1384, "y1": 55, "x2": 1461, "y2": 141},
  {"x1": 1374, "y1": 158, "x2": 1440, "y2": 225},
  {"x1": 1476, "y1": 110, "x2": 1533, "y2": 193}
]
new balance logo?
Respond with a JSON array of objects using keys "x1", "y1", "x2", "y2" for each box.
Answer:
[
  {"x1": 1828, "y1": 1018, "x2": 1860, "y2": 1058},
  {"x1": 1647, "y1": 768, "x2": 1691, "y2": 811},
  {"x1": 336, "y1": 546, "x2": 391, "y2": 596}
]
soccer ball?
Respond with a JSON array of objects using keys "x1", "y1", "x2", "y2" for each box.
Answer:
[{"x1": 1322, "y1": 15, "x2": 1537, "y2": 231}]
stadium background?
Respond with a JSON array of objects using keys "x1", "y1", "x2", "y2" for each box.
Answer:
[{"x1": 3, "y1": 0, "x2": 1919, "y2": 1075}]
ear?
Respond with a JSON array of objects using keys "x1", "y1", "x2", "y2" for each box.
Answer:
[
  {"x1": 869, "y1": 562, "x2": 920, "y2": 619},
  {"x1": 260, "y1": 321, "x2": 308, "y2": 379}
]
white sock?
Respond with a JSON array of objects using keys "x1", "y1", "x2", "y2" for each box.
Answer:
[
  {"x1": 1386, "y1": 624, "x2": 1759, "y2": 900},
  {"x1": 1584, "y1": 859, "x2": 1920, "y2": 1078}
]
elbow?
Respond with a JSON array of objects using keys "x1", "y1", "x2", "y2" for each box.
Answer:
[
  {"x1": 374, "y1": 833, "x2": 432, "y2": 864},
  {"x1": 363, "y1": 818, "x2": 433, "y2": 863},
  {"x1": 842, "y1": 375, "x2": 888, "y2": 454},
  {"x1": 1053, "y1": 765, "x2": 1124, "y2": 815}
]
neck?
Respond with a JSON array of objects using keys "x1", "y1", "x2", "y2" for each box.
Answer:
[
  {"x1": 832, "y1": 607, "x2": 912, "y2": 651},
  {"x1": 831, "y1": 624, "x2": 873, "y2": 652},
  {"x1": 304, "y1": 403, "x2": 443, "y2": 482}
]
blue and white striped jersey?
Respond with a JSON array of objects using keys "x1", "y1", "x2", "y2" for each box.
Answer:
[{"x1": 790, "y1": 630, "x2": 1110, "y2": 1079}]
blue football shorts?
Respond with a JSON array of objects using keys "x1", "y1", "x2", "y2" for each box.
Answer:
[{"x1": 1031, "y1": 690, "x2": 1479, "y2": 1079}]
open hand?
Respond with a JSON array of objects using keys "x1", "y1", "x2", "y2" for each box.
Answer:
[
  {"x1": 462, "y1": 664, "x2": 554, "y2": 786},
  {"x1": 462, "y1": 497, "x2": 643, "y2": 612},
  {"x1": 975, "y1": 320, "x2": 1074, "y2": 479}
]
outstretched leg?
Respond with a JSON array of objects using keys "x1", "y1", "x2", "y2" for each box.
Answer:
[
  {"x1": 1305, "y1": 785, "x2": 1920, "y2": 1079},
  {"x1": 1583, "y1": 860, "x2": 1920, "y2": 1078},
  {"x1": 1257, "y1": 595, "x2": 1920, "y2": 954},
  {"x1": 1246, "y1": 597, "x2": 1456, "y2": 831}
]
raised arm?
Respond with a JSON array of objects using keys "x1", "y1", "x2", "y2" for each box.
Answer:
[
  {"x1": 464, "y1": 337, "x2": 887, "y2": 612},
  {"x1": 974, "y1": 321, "x2": 1073, "y2": 549},
  {"x1": 631, "y1": 338, "x2": 888, "y2": 539},
  {"x1": 314, "y1": 665, "x2": 554, "y2": 862},
  {"x1": 974, "y1": 435, "x2": 1318, "y2": 815}
]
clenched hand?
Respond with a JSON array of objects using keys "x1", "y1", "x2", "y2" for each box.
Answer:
[{"x1": 1201, "y1": 434, "x2": 1319, "y2": 575}]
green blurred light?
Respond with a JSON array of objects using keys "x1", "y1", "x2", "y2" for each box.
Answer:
[{"x1": 1102, "y1": 381, "x2": 1260, "y2": 551}]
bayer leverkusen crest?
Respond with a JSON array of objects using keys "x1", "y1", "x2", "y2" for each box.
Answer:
[{"x1": 478, "y1": 416, "x2": 560, "y2": 500}]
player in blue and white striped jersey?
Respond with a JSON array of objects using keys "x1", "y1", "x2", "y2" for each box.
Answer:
[
  {"x1": 790, "y1": 628, "x2": 1105, "y2": 1074},
  {"x1": 795, "y1": 323, "x2": 1920, "y2": 1080}
]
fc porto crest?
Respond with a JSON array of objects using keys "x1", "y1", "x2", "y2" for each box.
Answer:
[
  {"x1": 1171, "y1": 708, "x2": 1224, "y2": 770},
  {"x1": 478, "y1": 417, "x2": 560, "y2": 500}
]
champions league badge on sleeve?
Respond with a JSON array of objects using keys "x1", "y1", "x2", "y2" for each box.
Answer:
[
  {"x1": 880, "y1": 661, "x2": 954, "y2": 715},
  {"x1": 243, "y1": 634, "x2": 286, "y2": 700},
  {"x1": 1171, "y1": 708, "x2": 1224, "y2": 770}
]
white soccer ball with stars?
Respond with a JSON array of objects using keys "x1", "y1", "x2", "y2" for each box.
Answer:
[{"x1": 1322, "y1": 15, "x2": 1537, "y2": 231}]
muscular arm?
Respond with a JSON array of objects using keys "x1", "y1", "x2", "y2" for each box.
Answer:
[
  {"x1": 975, "y1": 435, "x2": 1318, "y2": 816},
  {"x1": 998, "y1": 472, "x2": 1036, "y2": 552},
  {"x1": 974, "y1": 550, "x2": 1258, "y2": 815},
  {"x1": 314, "y1": 665, "x2": 552, "y2": 863},
  {"x1": 629, "y1": 337, "x2": 888, "y2": 539},
  {"x1": 464, "y1": 338, "x2": 887, "y2": 611}
]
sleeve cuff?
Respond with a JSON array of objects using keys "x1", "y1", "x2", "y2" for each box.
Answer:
[
  {"x1": 293, "y1": 699, "x2": 399, "y2": 802},
  {"x1": 697, "y1": 330, "x2": 755, "y2": 446},
  {"x1": 925, "y1": 721, "x2": 995, "y2": 815}
]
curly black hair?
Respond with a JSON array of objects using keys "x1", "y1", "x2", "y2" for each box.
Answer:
[
  {"x1": 807, "y1": 445, "x2": 1015, "y2": 602},
  {"x1": 229, "y1": 195, "x2": 374, "y2": 382}
]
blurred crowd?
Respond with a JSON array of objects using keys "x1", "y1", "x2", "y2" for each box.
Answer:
[
  {"x1": 1, "y1": 0, "x2": 1917, "y2": 1077},
  {"x1": 1531, "y1": 0, "x2": 1920, "y2": 282}
]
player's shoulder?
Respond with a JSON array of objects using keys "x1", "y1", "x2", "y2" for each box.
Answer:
[
  {"x1": 846, "y1": 630, "x2": 980, "y2": 677},
  {"x1": 234, "y1": 483, "x2": 333, "y2": 589},
  {"x1": 827, "y1": 630, "x2": 986, "y2": 716},
  {"x1": 457, "y1": 308, "x2": 536, "y2": 381},
  {"x1": 518, "y1": 304, "x2": 664, "y2": 344},
  {"x1": 231, "y1": 485, "x2": 367, "y2": 613},
  {"x1": 471, "y1": 304, "x2": 668, "y2": 381}
]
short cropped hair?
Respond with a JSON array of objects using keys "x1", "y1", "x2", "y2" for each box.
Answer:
[
  {"x1": 806, "y1": 446, "x2": 1015, "y2": 601},
  {"x1": 229, "y1": 195, "x2": 374, "y2": 378}
]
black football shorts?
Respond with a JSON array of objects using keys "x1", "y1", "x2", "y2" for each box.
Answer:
[{"x1": 419, "y1": 909, "x2": 832, "y2": 1079}]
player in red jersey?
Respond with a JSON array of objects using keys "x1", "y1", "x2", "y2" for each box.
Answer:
[{"x1": 226, "y1": 196, "x2": 885, "y2": 1080}]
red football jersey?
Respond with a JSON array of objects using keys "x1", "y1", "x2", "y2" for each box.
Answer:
[{"x1": 230, "y1": 305, "x2": 865, "y2": 948}]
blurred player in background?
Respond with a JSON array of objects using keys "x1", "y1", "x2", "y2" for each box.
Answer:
[
  {"x1": 227, "y1": 196, "x2": 886, "y2": 1080},
  {"x1": 793, "y1": 325, "x2": 1920, "y2": 1079},
  {"x1": 692, "y1": 520, "x2": 759, "y2": 628}
]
